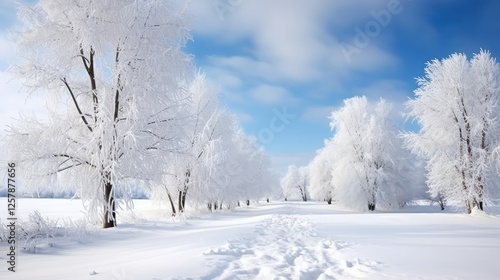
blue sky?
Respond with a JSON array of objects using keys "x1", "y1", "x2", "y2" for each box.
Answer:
[{"x1": 1, "y1": 0, "x2": 500, "y2": 175}]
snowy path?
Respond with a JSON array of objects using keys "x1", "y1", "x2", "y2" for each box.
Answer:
[{"x1": 202, "y1": 213, "x2": 378, "y2": 279}]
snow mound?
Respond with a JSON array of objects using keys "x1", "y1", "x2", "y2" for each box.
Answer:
[
  {"x1": 469, "y1": 207, "x2": 495, "y2": 217},
  {"x1": 203, "y1": 214, "x2": 379, "y2": 279}
]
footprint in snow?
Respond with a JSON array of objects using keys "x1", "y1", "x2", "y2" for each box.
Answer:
[{"x1": 203, "y1": 214, "x2": 379, "y2": 279}]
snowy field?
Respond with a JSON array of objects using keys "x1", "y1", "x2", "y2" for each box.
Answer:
[{"x1": 1, "y1": 199, "x2": 500, "y2": 280}]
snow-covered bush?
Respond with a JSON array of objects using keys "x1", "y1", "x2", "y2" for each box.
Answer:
[{"x1": 0, "y1": 211, "x2": 96, "y2": 253}]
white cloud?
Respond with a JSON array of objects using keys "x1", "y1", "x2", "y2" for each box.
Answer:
[
  {"x1": 203, "y1": 66, "x2": 247, "y2": 103},
  {"x1": 359, "y1": 79, "x2": 410, "y2": 106},
  {"x1": 249, "y1": 84, "x2": 297, "y2": 105},
  {"x1": 0, "y1": 34, "x2": 16, "y2": 63},
  {"x1": 334, "y1": 43, "x2": 400, "y2": 72},
  {"x1": 301, "y1": 106, "x2": 338, "y2": 123},
  {"x1": 205, "y1": 66, "x2": 243, "y2": 89},
  {"x1": 178, "y1": 0, "x2": 405, "y2": 136},
  {"x1": 235, "y1": 111, "x2": 254, "y2": 124},
  {"x1": 207, "y1": 55, "x2": 280, "y2": 82},
  {"x1": 188, "y1": 0, "x2": 399, "y2": 86}
]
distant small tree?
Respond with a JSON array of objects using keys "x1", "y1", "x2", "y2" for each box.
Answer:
[
  {"x1": 281, "y1": 165, "x2": 309, "y2": 201},
  {"x1": 226, "y1": 130, "x2": 276, "y2": 206},
  {"x1": 308, "y1": 143, "x2": 335, "y2": 204}
]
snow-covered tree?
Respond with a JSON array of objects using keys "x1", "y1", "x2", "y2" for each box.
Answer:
[
  {"x1": 154, "y1": 73, "x2": 229, "y2": 216},
  {"x1": 308, "y1": 142, "x2": 335, "y2": 204},
  {"x1": 405, "y1": 50, "x2": 500, "y2": 213},
  {"x1": 223, "y1": 129, "x2": 277, "y2": 206},
  {"x1": 330, "y1": 96, "x2": 411, "y2": 211},
  {"x1": 281, "y1": 165, "x2": 309, "y2": 201},
  {"x1": 6, "y1": 0, "x2": 192, "y2": 227},
  {"x1": 152, "y1": 104, "x2": 277, "y2": 215},
  {"x1": 248, "y1": 147, "x2": 279, "y2": 203},
  {"x1": 199, "y1": 117, "x2": 243, "y2": 209},
  {"x1": 376, "y1": 144, "x2": 424, "y2": 208}
]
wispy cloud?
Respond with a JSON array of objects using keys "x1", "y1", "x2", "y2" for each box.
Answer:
[
  {"x1": 184, "y1": 0, "x2": 412, "y2": 160},
  {"x1": 359, "y1": 79, "x2": 411, "y2": 109},
  {"x1": 249, "y1": 84, "x2": 298, "y2": 105},
  {"x1": 235, "y1": 111, "x2": 254, "y2": 124},
  {"x1": 193, "y1": 0, "x2": 400, "y2": 88},
  {"x1": 0, "y1": 32, "x2": 16, "y2": 68},
  {"x1": 301, "y1": 106, "x2": 338, "y2": 123}
]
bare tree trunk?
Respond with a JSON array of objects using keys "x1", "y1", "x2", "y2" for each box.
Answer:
[
  {"x1": 460, "y1": 95, "x2": 475, "y2": 215},
  {"x1": 368, "y1": 191, "x2": 376, "y2": 211},
  {"x1": 464, "y1": 198, "x2": 472, "y2": 214},
  {"x1": 326, "y1": 198, "x2": 332, "y2": 205},
  {"x1": 472, "y1": 195, "x2": 484, "y2": 211},
  {"x1": 181, "y1": 190, "x2": 187, "y2": 212},
  {"x1": 298, "y1": 186, "x2": 307, "y2": 202},
  {"x1": 476, "y1": 116, "x2": 488, "y2": 212},
  {"x1": 475, "y1": 183, "x2": 484, "y2": 211},
  {"x1": 178, "y1": 190, "x2": 184, "y2": 214},
  {"x1": 435, "y1": 193, "x2": 445, "y2": 211},
  {"x1": 439, "y1": 199, "x2": 445, "y2": 211},
  {"x1": 103, "y1": 182, "x2": 116, "y2": 228},
  {"x1": 368, "y1": 203, "x2": 375, "y2": 211},
  {"x1": 178, "y1": 169, "x2": 190, "y2": 214},
  {"x1": 166, "y1": 190, "x2": 176, "y2": 217}
]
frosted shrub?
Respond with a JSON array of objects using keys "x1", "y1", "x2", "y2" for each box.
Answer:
[{"x1": 0, "y1": 211, "x2": 96, "y2": 253}]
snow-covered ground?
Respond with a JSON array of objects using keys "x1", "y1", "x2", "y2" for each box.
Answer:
[{"x1": 1, "y1": 199, "x2": 500, "y2": 279}]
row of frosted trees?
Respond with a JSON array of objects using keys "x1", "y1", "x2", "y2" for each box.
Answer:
[
  {"x1": 282, "y1": 50, "x2": 500, "y2": 213},
  {"x1": 282, "y1": 97, "x2": 422, "y2": 211},
  {"x1": 6, "y1": 0, "x2": 278, "y2": 228}
]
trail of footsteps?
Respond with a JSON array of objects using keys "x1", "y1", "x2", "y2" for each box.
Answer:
[{"x1": 203, "y1": 214, "x2": 379, "y2": 280}]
